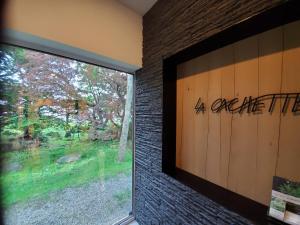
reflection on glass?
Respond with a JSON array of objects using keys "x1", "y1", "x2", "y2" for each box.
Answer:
[{"x1": 0, "y1": 45, "x2": 133, "y2": 225}]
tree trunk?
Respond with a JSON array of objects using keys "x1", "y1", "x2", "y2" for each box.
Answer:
[
  {"x1": 118, "y1": 75, "x2": 133, "y2": 162},
  {"x1": 23, "y1": 96, "x2": 31, "y2": 139}
]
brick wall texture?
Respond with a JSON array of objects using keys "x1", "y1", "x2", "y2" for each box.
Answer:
[{"x1": 135, "y1": 1, "x2": 284, "y2": 224}]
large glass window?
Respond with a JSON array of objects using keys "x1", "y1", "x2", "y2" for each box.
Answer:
[{"x1": 0, "y1": 44, "x2": 133, "y2": 225}]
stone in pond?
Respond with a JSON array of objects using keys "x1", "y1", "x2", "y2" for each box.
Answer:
[{"x1": 56, "y1": 153, "x2": 81, "y2": 164}]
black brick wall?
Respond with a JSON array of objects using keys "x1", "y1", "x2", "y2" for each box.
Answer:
[{"x1": 135, "y1": 1, "x2": 284, "y2": 224}]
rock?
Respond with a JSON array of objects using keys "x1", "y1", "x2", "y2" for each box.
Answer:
[
  {"x1": 56, "y1": 153, "x2": 81, "y2": 164},
  {"x1": 3, "y1": 161, "x2": 23, "y2": 172}
]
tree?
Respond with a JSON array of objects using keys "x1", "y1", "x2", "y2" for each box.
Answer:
[
  {"x1": 1, "y1": 45, "x2": 131, "y2": 146},
  {"x1": 14, "y1": 50, "x2": 81, "y2": 139},
  {"x1": 76, "y1": 64, "x2": 127, "y2": 140},
  {"x1": 118, "y1": 75, "x2": 133, "y2": 162},
  {"x1": 0, "y1": 46, "x2": 24, "y2": 133}
]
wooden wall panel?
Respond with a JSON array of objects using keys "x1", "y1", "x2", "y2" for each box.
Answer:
[
  {"x1": 276, "y1": 20, "x2": 300, "y2": 181},
  {"x1": 228, "y1": 36, "x2": 259, "y2": 200},
  {"x1": 176, "y1": 21, "x2": 300, "y2": 206},
  {"x1": 255, "y1": 27, "x2": 282, "y2": 205},
  {"x1": 177, "y1": 56, "x2": 209, "y2": 178},
  {"x1": 206, "y1": 46, "x2": 235, "y2": 186},
  {"x1": 220, "y1": 45, "x2": 235, "y2": 188},
  {"x1": 206, "y1": 50, "x2": 222, "y2": 185},
  {"x1": 179, "y1": 75, "x2": 195, "y2": 175},
  {"x1": 193, "y1": 69, "x2": 209, "y2": 178}
]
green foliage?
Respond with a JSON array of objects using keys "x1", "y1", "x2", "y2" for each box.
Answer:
[
  {"x1": 0, "y1": 47, "x2": 22, "y2": 122},
  {"x1": 279, "y1": 183, "x2": 300, "y2": 198},
  {"x1": 20, "y1": 118, "x2": 39, "y2": 128},
  {"x1": 5, "y1": 115, "x2": 19, "y2": 128},
  {"x1": 41, "y1": 127, "x2": 64, "y2": 138},
  {"x1": 1, "y1": 45, "x2": 27, "y2": 65},
  {"x1": 1, "y1": 127, "x2": 23, "y2": 137},
  {"x1": 12, "y1": 47, "x2": 27, "y2": 65},
  {"x1": 270, "y1": 197, "x2": 285, "y2": 212}
]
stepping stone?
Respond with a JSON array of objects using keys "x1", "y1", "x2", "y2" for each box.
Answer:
[
  {"x1": 56, "y1": 153, "x2": 81, "y2": 164},
  {"x1": 3, "y1": 161, "x2": 22, "y2": 172}
]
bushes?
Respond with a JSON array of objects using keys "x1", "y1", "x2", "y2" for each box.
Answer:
[
  {"x1": 1, "y1": 128, "x2": 23, "y2": 137},
  {"x1": 42, "y1": 127, "x2": 64, "y2": 138}
]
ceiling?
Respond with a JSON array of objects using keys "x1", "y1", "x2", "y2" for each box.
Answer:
[{"x1": 118, "y1": 0, "x2": 157, "y2": 15}]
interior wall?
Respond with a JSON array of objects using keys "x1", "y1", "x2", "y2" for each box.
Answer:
[
  {"x1": 3, "y1": 0, "x2": 142, "y2": 68},
  {"x1": 135, "y1": 0, "x2": 286, "y2": 224}
]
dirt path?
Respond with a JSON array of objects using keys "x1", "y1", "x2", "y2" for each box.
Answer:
[{"x1": 4, "y1": 174, "x2": 132, "y2": 225}]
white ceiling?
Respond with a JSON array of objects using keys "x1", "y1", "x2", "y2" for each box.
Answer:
[{"x1": 118, "y1": 0, "x2": 157, "y2": 15}]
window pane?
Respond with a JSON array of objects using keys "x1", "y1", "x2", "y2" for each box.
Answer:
[{"x1": 0, "y1": 44, "x2": 133, "y2": 225}]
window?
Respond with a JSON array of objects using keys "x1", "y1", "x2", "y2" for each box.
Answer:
[{"x1": 0, "y1": 44, "x2": 133, "y2": 225}]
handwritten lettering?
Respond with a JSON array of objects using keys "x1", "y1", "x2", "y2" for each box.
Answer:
[
  {"x1": 195, "y1": 98, "x2": 205, "y2": 113},
  {"x1": 195, "y1": 93, "x2": 300, "y2": 114}
]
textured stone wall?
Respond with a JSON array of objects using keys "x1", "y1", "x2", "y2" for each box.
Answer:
[{"x1": 135, "y1": 1, "x2": 284, "y2": 224}]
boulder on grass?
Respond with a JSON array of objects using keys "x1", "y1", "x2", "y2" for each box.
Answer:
[{"x1": 56, "y1": 153, "x2": 81, "y2": 164}]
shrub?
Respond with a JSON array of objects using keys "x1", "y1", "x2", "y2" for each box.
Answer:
[
  {"x1": 41, "y1": 127, "x2": 64, "y2": 138},
  {"x1": 1, "y1": 128, "x2": 23, "y2": 137}
]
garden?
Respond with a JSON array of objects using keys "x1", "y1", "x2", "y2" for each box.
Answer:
[{"x1": 0, "y1": 45, "x2": 133, "y2": 225}]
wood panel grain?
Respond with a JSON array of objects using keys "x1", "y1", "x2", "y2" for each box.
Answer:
[
  {"x1": 206, "y1": 50, "x2": 221, "y2": 185},
  {"x1": 220, "y1": 45, "x2": 235, "y2": 188},
  {"x1": 178, "y1": 69, "x2": 195, "y2": 174},
  {"x1": 256, "y1": 27, "x2": 282, "y2": 205},
  {"x1": 276, "y1": 20, "x2": 300, "y2": 181},
  {"x1": 177, "y1": 55, "x2": 209, "y2": 178},
  {"x1": 206, "y1": 46, "x2": 234, "y2": 186},
  {"x1": 193, "y1": 68, "x2": 209, "y2": 178},
  {"x1": 227, "y1": 35, "x2": 259, "y2": 201}
]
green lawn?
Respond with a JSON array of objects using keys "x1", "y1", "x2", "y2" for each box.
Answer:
[{"x1": 0, "y1": 138, "x2": 132, "y2": 207}]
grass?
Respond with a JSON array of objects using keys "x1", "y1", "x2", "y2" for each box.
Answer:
[
  {"x1": 0, "y1": 137, "x2": 132, "y2": 207},
  {"x1": 279, "y1": 183, "x2": 300, "y2": 198},
  {"x1": 270, "y1": 197, "x2": 286, "y2": 212}
]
